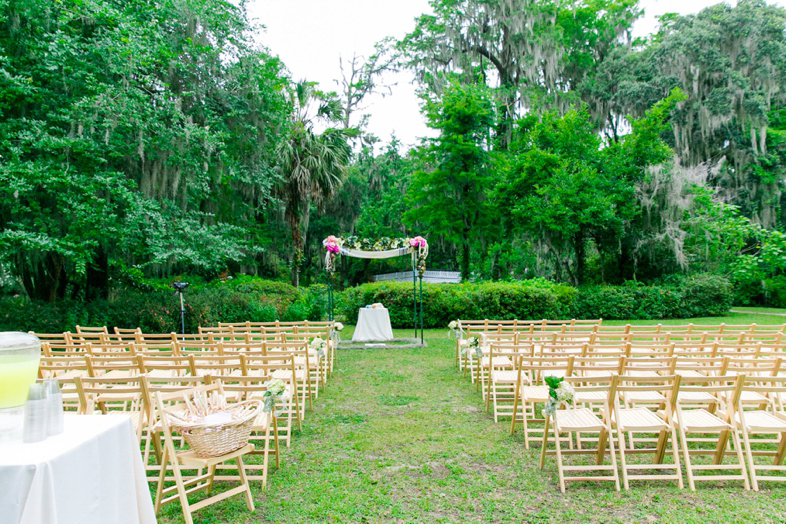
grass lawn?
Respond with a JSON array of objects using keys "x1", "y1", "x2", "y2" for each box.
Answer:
[{"x1": 155, "y1": 312, "x2": 786, "y2": 523}]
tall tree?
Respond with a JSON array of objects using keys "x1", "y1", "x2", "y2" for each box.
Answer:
[
  {"x1": 405, "y1": 83, "x2": 495, "y2": 279},
  {"x1": 276, "y1": 81, "x2": 351, "y2": 287}
]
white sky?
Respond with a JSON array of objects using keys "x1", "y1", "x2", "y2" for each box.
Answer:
[{"x1": 248, "y1": 0, "x2": 785, "y2": 150}]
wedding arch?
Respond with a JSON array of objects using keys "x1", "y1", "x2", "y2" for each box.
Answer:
[{"x1": 322, "y1": 235, "x2": 428, "y2": 342}]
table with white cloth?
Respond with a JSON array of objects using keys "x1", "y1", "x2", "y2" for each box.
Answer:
[
  {"x1": 0, "y1": 414, "x2": 156, "y2": 524},
  {"x1": 352, "y1": 307, "x2": 394, "y2": 342}
]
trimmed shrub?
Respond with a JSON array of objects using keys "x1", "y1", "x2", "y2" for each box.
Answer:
[
  {"x1": 0, "y1": 274, "x2": 734, "y2": 333},
  {"x1": 681, "y1": 273, "x2": 733, "y2": 317}
]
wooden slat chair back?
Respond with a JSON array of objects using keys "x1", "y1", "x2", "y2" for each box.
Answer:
[
  {"x1": 134, "y1": 332, "x2": 179, "y2": 345},
  {"x1": 188, "y1": 354, "x2": 244, "y2": 379},
  {"x1": 152, "y1": 383, "x2": 256, "y2": 524},
  {"x1": 625, "y1": 342, "x2": 675, "y2": 358},
  {"x1": 673, "y1": 374, "x2": 749, "y2": 491},
  {"x1": 176, "y1": 341, "x2": 224, "y2": 356},
  {"x1": 539, "y1": 374, "x2": 620, "y2": 493},
  {"x1": 481, "y1": 343, "x2": 533, "y2": 414},
  {"x1": 85, "y1": 341, "x2": 135, "y2": 356},
  {"x1": 114, "y1": 326, "x2": 142, "y2": 341},
  {"x1": 30, "y1": 332, "x2": 70, "y2": 346},
  {"x1": 510, "y1": 355, "x2": 575, "y2": 448},
  {"x1": 85, "y1": 353, "x2": 140, "y2": 379},
  {"x1": 137, "y1": 354, "x2": 196, "y2": 379},
  {"x1": 38, "y1": 355, "x2": 88, "y2": 411},
  {"x1": 237, "y1": 354, "x2": 302, "y2": 437},
  {"x1": 75, "y1": 325, "x2": 109, "y2": 335},
  {"x1": 626, "y1": 331, "x2": 673, "y2": 344},
  {"x1": 262, "y1": 342, "x2": 314, "y2": 413},
  {"x1": 41, "y1": 341, "x2": 87, "y2": 357},
  {"x1": 612, "y1": 374, "x2": 683, "y2": 490},
  {"x1": 132, "y1": 342, "x2": 180, "y2": 357},
  {"x1": 74, "y1": 374, "x2": 147, "y2": 442}
]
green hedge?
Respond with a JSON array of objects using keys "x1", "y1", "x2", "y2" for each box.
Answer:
[
  {"x1": 340, "y1": 274, "x2": 732, "y2": 328},
  {"x1": 0, "y1": 280, "x2": 326, "y2": 333},
  {"x1": 0, "y1": 274, "x2": 733, "y2": 333}
]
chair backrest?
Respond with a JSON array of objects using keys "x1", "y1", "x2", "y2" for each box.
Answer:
[
  {"x1": 676, "y1": 374, "x2": 744, "y2": 411},
  {"x1": 189, "y1": 354, "x2": 244, "y2": 377},
  {"x1": 30, "y1": 332, "x2": 70, "y2": 345},
  {"x1": 131, "y1": 342, "x2": 179, "y2": 357},
  {"x1": 137, "y1": 354, "x2": 196, "y2": 376},
  {"x1": 85, "y1": 353, "x2": 140, "y2": 377},
  {"x1": 572, "y1": 356, "x2": 625, "y2": 377},
  {"x1": 622, "y1": 355, "x2": 677, "y2": 376},
  {"x1": 176, "y1": 341, "x2": 224, "y2": 355},
  {"x1": 74, "y1": 374, "x2": 145, "y2": 416},
  {"x1": 75, "y1": 325, "x2": 109, "y2": 335}
]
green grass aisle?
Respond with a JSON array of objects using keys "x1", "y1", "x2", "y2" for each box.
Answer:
[{"x1": 157, "y1": 316, "x2": 786, "y2": 523}]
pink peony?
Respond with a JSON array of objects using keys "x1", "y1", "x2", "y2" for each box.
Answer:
[
  {"x1": 410, "y1": 236, "x2": 427, "y2": 247},
  {"x1": 323, "y1": 236, "x2": 341, "y2": 253}
]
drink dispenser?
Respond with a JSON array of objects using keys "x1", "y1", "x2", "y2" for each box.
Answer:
[{"x1": 0, "y1": 332, "x2": 41, "y2": 442}]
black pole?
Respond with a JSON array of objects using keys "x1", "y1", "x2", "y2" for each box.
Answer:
[
  {"x1": 419, "y1": 276, "x2": 424, "y2": 344},
  {"x1": 412, "y1": 255, "x2": 417, "y2": 338},
  {"x1": 328, "y1": 274, "x2": 334, "y2": 321},
  {"x1": 179, "y1": 291, "x2": 186, "y2": 334}
]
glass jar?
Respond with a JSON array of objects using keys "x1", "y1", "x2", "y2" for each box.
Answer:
[{"x1": 0, "y1": 332, "x2": 41, "y2": 442}]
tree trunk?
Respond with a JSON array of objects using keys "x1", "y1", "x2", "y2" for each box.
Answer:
[
  {"x1": 574, "y1": 230, "x2": 585, "y2": 287},
  {"x1": 86, "y1": 245, "x2": 109, "y2": 301},
  {"x1": 461, "y1": 240, "x2": 471, "y2": 281}
]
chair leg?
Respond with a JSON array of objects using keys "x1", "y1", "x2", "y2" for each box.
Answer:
[
  {"x1": 154, "y1": 447, "x2": 168, "y2": 514},
  {"x1": 553, "y1": 420, "x2": 566, "y2": 493},
  {"x1": 732, "y1": 427, "x2": 751, "y2": 491},
  {"x1": 669, "y1": 427, "x2": 684, "y2": 489},
  {"x1": 539, "y1": 415, "x2": 550, "y2": 470},
  {"x1": 235, "y1": 455, "x2": 255, "y2": 512},
  {"x1": 606, "y1": 426, "x2": 620, "y2": 492},
  {"x1": 678, "y1": 423, "x2": 696, "y2": 491},
  {"x1": 616, "y1": 425, "x2": 630, "y2": 491},
  {"x1": 206, "y1": 464, "x2": 216, "y2": 495}
]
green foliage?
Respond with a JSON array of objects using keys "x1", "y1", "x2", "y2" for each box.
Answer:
[
  {"x1": 340, "y1": 276, "x2": 732, "y2": 327},
  {"x1": 0, "y1": 279, "x2": 327, "y2": 333}
]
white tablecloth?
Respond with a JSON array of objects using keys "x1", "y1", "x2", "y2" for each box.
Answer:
[
  {"x1": 352, "y1": 307, "x2": 394, "y2": 341},
  {"x1": 0, "y1": 414, "x2": 156, "y2": 524}
]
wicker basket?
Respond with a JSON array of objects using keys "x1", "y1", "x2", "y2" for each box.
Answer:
[{"x1": 165, "y1": 399, "x2": 263, "y2": 458}]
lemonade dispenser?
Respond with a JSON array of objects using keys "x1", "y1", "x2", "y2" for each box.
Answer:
[{"x1": 0, "y1": 332, "x2": 41, "y2": 442}]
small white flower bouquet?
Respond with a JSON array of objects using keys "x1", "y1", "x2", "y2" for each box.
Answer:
[
  {"x1": 334, "y1": 322, "x2": 344, "y2": 331},
  {"x1": 448, "y1": 320, "x2": 462, "y2": 339},
  {"x1": 543, "y1": 376, "x2": 574, "y2": 417},
  {"x1": 310, "y1": 336, "x2": 327, "y2": 358},
  {"x1": 262, "y1": 378, "x2": 290, "y2": 414}
]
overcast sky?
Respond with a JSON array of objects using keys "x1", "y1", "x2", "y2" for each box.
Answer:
[{"x1": 247, "y1": 0, "x2": 785, "y2": 150}]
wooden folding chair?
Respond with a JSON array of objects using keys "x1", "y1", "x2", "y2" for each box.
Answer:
[
  {"x1": 485, "y1": 343, "x2": 534, "y2": 422},
  {"x1": 674, "y1": 374, "x2": 750, "y2": 491},
  {"x1": 510, "y1": 355, "x2": 574, "y2": 449},
  {"x1": 612, "y1": 374, "x2": 683, "y2": 490},
  {"x1": 153, "y1": 383, "x2": 256, "y2": 524},
  {"x1": 539, "y1": 375, "x2": 620, "y2": 493},
  {"x1": 738, "y1": 375, "x2": 786, "y2": 490}
]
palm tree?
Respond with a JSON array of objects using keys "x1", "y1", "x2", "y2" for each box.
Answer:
[{"x1": 277, "y1": 81, "x2": 351, "y2": 287}]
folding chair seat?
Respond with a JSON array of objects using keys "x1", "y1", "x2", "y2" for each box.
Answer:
[{"x1": 539, "y1": 375, "x2": 620, "y2": 493}]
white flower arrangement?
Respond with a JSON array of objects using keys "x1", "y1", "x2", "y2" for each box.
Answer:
[
  {"x1": 543, "y1": 376, "x2": 574, "y2": 417},
  {"x1": 310, "y1": 336, "x2": 327, "y2": 358},
  {"x1": 262, "y1": 378, "x2": 290, "y2": 414},
  {"x1": 448, "y1": 320, "x2": 458, "y2": 330},
  {"x1": 334, "y1": 322, "x2": 344, "y2": 331}
]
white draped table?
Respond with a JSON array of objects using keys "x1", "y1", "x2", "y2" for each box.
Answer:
[
  {"x1": 0, "y1": 414, "x2": 156, "y2": 524},
  {"x1": 352, "y1": 307, "x2": 394, "y2": 342}
]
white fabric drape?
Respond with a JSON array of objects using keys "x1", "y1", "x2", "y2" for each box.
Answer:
[
  {"x1": 340, "y1": 247, "x2": 412, "y2": 259},
  {"x1": 0, "y1": 414, "x2": 156, "y2": 524},
  {"x1": 352, "y1": 308, "x2": 394, "y2": 342}
]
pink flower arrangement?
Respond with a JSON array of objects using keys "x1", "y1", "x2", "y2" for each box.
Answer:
[
  {"x1": 410, "y1": 236, "x2": 427, "y2": 248},
  {"x1": 323, "y1": 235, "x2": 340, "y2": 253}
]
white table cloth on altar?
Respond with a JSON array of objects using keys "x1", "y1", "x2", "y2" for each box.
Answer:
[
  {"x1": 0, "y1": 414, "x2": 156, "y2": 524},
  {"x1": 352, "y1": 307, "x2": 394, "y2": 341}
]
